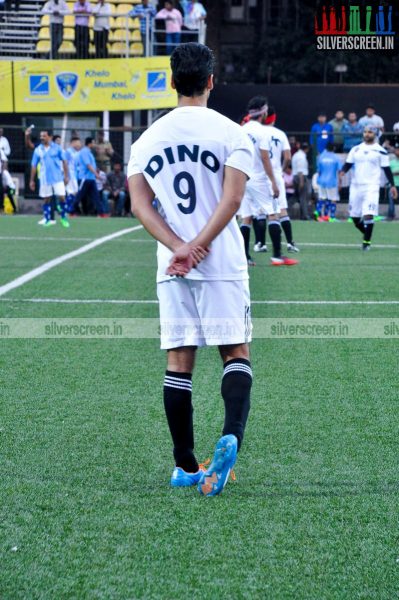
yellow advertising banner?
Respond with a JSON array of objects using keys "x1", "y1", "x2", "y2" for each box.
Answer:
[
  {"x1": 0, "y1": 62, "x2": 14, "y2": 113},
  {"x1": 13, "y1": 57, "x2": 177, "y2": 113}
]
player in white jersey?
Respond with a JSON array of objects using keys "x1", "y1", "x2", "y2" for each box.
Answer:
[
  {"x1": 339, "y1": 126, "x2": 398, "y2": 250},
  {"x1": 65, "y1": 136, "x2": 81, "y2": 212},
  {"x1": 128, "y1": 43, "x2": 254, "y2": 497},
  {"x1": 239, "y1": 96, "x2": 279, "y2": 263},
  {"x1": 263, "y1": 107, "x2": 300, "y2": 253},
  {"x1": 240, "y1": 97, "x2": 298, "y2": 266}
]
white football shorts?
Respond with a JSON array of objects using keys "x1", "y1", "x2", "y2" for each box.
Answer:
[
  {"x1": 275, "y1": 173, "x2": 287, "y2": 210},
  {"x1": 157, "y1": 278, "x2": 252, "y2": 349},
  {"x1": 239, "y1": 177, "x2": 278, "y2": 218},
  {"x1": 39, "y1": 180, "x2": 66, "y2": 199},
  {"x1": 349, "y1": 184, "x2": 379, "y2": 217},
  {"x1": 66, "y1": 178, "x2": 78, "y2": 195},
  {"x1": 318, "y1": 187, "x2": 340, "y2": 201}
]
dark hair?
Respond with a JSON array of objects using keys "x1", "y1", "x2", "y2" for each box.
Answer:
[
  {"x1": 85, "y1": 136, "x2": 94, "y2": 145},
  {"x1": 317, "y1": 111, "x2": 327, "y2": 118},
  {"x1": 267, "y1": 105, "x2": 276, "y2": 118},
  {"x1": 53, "y1": 134, "x2": 61, "y2": 140},
  {"x1": 70, "y1": 136, "x2": 80, "y2": 142},
  {"x1": 301, "y1": 142, "x2": 309, "y2": 149},
  {"x1": 41, "y1": 129, "x2": 53, "y2": 137},
  {"x1": 366, "y1": 103, "x2": 375, "y2": 110},
  {"x1": 247, "y1": 95, "x2": 268, "y2": 113},
  {"x1": 326, "y1": 142, "x2": 334, "y2": 151},
  {"x1": 170, "y1": 42, "x2": 214, "y2": 97}
]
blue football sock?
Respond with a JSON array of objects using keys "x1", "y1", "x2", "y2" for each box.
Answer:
[
  {"x1": 316, "y1": 200, "x2": 325, "y2": 215},
  {"x1": 66, "y1": 194, "x2": 75, "y2": 213},
  {"x1": 43, "y1": 203, "x2": 51, "y2": 222},
  {"x1": 324, "y1": 201, "x2": 331, "y2": 217},
  {"x1": 59, "y1": 201, "x2": 67, "y2": 219},
  {"x1": 330, "y1": 202, "x2": 337, "y2": 219}
]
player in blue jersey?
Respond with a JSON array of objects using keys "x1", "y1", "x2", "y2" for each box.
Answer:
[
  {"x1": 30, "y1": 129, "x2": 70, "y2": 227},
  {"x1": 315, "y1": 143, "x2": 342, "y2": 221},
  {"x1": 64, "y1": 136, "x2": 81, "y2": 213}
]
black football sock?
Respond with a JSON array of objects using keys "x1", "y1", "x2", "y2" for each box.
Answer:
[
  {"x1": 240, "y1": 223, "x2": 251, "y2": 259},
  {"x1": 221, "y1": 359, "x2": 252, "y2": 451},
  {"x1": 352, "y1": 217, "x2": 365, "y2": 234},
  {"x1": 256, "y1": 216, "x2": 267, "y2": 246},
  {"x1": 280, "y1": 215, "x2": 293, "y2": 245},
  {"x1": 363, "y1": 218, "x2": 374, "y2": 243},
  {"x1": 252, "y1": 218, "x2": 261, "y2": 245},
  {"x1": 163, "y1": 371, "x2": 198, "y2": 472},
  {"x1": 268, "y1": 220, "x2": 282, "y2": 258}
]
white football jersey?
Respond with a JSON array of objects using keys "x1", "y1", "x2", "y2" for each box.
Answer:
[
  {"x1": 347, "y1": 142, "x2": 389, "y2": 186},
  {"x1": 260, "y1": 126, "x2": 290, "y2": 175},
  {"x1": 241, "y1": 120, "x2": 269, "y2": 179},
  {"x1": 128, "y1": 106, "x2": 254, "y2": 282}
]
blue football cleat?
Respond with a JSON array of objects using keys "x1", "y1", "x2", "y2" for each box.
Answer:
[
  {"x1": 170, "y1": 467, "x2": 203, "y2": 487},
  {"x1": 198, "y1": 434, "x2": 238, "y2": 497}
]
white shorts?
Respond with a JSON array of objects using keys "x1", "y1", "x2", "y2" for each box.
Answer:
[
  {"x1": 66, "y1": 178, "x2": 78, "y2": 195},
  {"x1": 275, "y1": 173, "x2": 287, "y2": 210},
  {"x1": 39, "y1": 180, "x2": 66, "y2": 199},
  {"x1": 349, "y1": 184, "x2": 379, "y2": 217},
  {"x1": 319, "y1": 187, "x2": 339, "y2": 201},
  {"x1": 157, "y1": 278, "x2": 252, "y2": 349},
  {"x1": 239, "y1": 177, "x2": 278, "y2": 218}
]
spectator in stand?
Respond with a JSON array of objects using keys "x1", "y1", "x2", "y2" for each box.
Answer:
[
  {"x1": 156, "y1": 1, "x2": 183, "y2": 55},
  {"x1": 388, "y1": 142, "x2": 399, "y2": 220},
  {"x1": 129, "y1": 0, "x2": 156, "y2": 55},
  {"x1": 292, "y1": 141, "x2": 311, "y2": 220},
  {"x1": 342, "y1": 111, "x2": 363, "y2": 152},
  {"x1": 93, "y1": 0, "x2": 111, "y2": 58},
  {"x1": 42, "y1": 0, "x2": 70, "y2": 59},
  {"x1": 96, "y1": 168, "x2": 108, "y2": 213},
  {"x1": 93, "y1": 130, "x2": 114, "y2": 173},
  {"x1": 328, "y1": 109, "x2": 348, "y2": 152},
  {"x1": 0, "y1": 128, "x2": 11, "y2": 163},
  {"x1": 72, "y1": 137, "x2": 105, "y2": 216},
  {"x1": 358, "y1": 104, "x2": 384, "y2": 138},
  {"x1": 310, "y1": 111, "x2": 333, "y2": 154},
  {"x1": 103, "y1": 162, "x2": 126, "y2": 216},
  {"x1": 73, "y1": 0, "x2": 92, "y2": 59},
  {"x1": 288, "y1": 135, "x2": 299, "y2": 156},
  {"x1": 184, "y1": 0, "x2": 206, "y2": 40}
]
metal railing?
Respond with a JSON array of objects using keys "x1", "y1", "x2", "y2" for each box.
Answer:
[{"x1": 0, "y1": 10, "x2": 206, "y2": 60}]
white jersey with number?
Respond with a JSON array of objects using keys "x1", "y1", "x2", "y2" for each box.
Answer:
[
  {"x1": 260, "y1": 125, "x2": 290, "y2": 176},
  {"x1": 346, "y1": 142, "x2": 389, "y2": 186},
  {"x1": 241, "y1": 120, "x2": 269, "y2": 179},
  {"x1": 128, "y1": 106, "x2": 254, "y2": 282}
]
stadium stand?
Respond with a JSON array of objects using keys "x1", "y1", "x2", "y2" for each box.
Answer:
[{"x1": 0, "y1": 0, "x2": 145, "y2": 58}]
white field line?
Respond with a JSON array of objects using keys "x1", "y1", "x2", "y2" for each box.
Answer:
[
  {"x1": 1, "y1": 237, "x2": 398, "y2": 249},
  {"x1": 0, "y1": 225, "x2": 143, "y2": 298},
  {"x1": 1, "y1": 298, "x2": 399, "y2": 306},
  {"x1": 0, "y1": 236, "x2": 152, "y2": 243}
]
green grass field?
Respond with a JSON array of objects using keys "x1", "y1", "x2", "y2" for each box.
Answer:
[{"x1": 1, "y1": 216, "x2": 398, "y2": 599}]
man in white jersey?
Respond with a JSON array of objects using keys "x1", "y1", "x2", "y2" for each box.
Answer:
[
  {"x1": 340, "y1": 126, "x2": 398, "y2": 250},
  {"x1": 263, "y1": 106, "x2": 300, "y2": 253},
  {"x1": 128, "y1": 43, "x2": 254, "y2": 497},
  {"x1": 241, "y1": 96, "x2": 298, "y2": 266},
  {"x1": 239, "y1": 96, "x2": 274, "y2": 263}
]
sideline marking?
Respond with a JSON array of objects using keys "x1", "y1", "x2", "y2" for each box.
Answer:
[
  {"x1": 1, "y1": 298, "x2": 399, "y2": 305},
  {"x1": 0, "y1": 226, "x2": 143, "y2": 298}
]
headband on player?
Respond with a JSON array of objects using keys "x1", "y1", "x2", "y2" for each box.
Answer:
[
  {"x1": 264, "y1": 113, "x2": 276, "y2": 125},
  {"x1": 248, "y1": 104, "x2": 268, "y2": 118}
]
